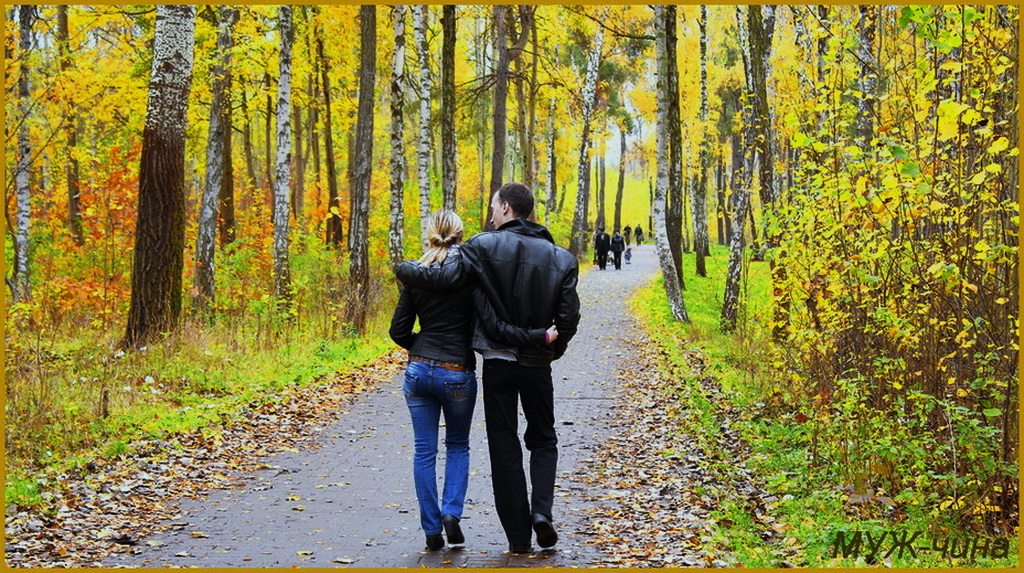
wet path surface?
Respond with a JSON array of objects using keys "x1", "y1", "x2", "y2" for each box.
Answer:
[{"x1": 109, "y1": 244, "x2": 660, "y2": 568}]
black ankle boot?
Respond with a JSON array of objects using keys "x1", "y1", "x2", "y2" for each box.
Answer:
[
  {"x1": 425, "y1": 533, "x2": 444, "y2": 551},
  {"x1": 441, "y1": 514, "x2": 464, "y2": 545}
]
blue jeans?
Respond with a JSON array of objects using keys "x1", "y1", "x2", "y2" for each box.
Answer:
[{"x1": 403, "y1": 360, "x2": 477, "y2": 535}]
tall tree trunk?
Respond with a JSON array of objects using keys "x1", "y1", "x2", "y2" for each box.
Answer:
[
  {"x1": 348, "y1": 5, "x2": 376, "y2": 334},
  {"x1": 440, "y1": 5, "x2": 457, "y2": 210},
  {"x1": 653, "y1": 5, "x2": 689, "y2": 323},
  {"x1": 475, "y1": 15, "x2": 489, "y2": 232},
  {"x1": 489, "y1": 6, "x2": 531, "y2": 204},
  {"x1": 693, "y1": 4, "x2": 710, "y2": 276},
  {"x1": 526, "y1": 20, "x2": 539, "y2": 190},
  {"x1": 721, "y1": 125, "x2": 750, "y2": 333},
  {"x1": 273, "y1": 5, "x2": 294, "y2": 304},
  {"x1": 318, "y1": 25, "x2": 342, "y2": 246},
  {"x1": 57, "y1": 6, "x2": 84, "y2": 247},
  {"x1": 218, "y1": 54, "x2": 236, "y2": 248},
  {"x1": 569, "y1": 22, "x2": 603, "y2": 257},
  {"x1": 414, "y1": 5, "x2": 433, "y2": 245},
  {"x1": 614, "y1": 125, "x2": 625, "y2": 232},
  {"x1": 264, "y1": 72, "x2": 274, "y2": 196},
  {"x1": 124, "y1": 5, "x2": 196, "y2": 347},
  {"x1": 744, "y1": 4, "x2": 785, "y2": 339},
  {"x1": 596, "y1": 144, "x2": 606, "y2": 231},
  {"x1": 717, "y1": 153, "x2": 728, "y2": 245},
  {"x1": 665, "y1": 5, "x2": 685, "y2": 288},
  {"x1": 194, "y1": 6, "x2": 238, "y2": 315},
  {"x1": 389, "y1": 5, "x2": 407, "y2": 270},
  {"x1": 241, "y1": 85, "x2": 258, "y2": 193},
  {"x1": 291, "y1": 85, "x2": 304, "y2": 225},
  {"x1": 12, "y1": 4, "x2": 34, "y2": 303},
  {"x1": 547, "y1": 98, "x2": 558, "y2": 220},
  {"x1": 514, "y1": 54, "x2": 530, "y2": 187},
  {"x1": 855, "y1": 5, "x2": 878, "y2": 150}
]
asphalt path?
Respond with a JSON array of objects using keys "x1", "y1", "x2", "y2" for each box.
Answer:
[{"x1": 110, "y1": 242, "x2": 660, "y2": 568}]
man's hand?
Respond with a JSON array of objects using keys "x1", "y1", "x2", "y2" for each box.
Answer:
[{"x1": 545, "y1": 325, "x2": 558, "y2": 344}]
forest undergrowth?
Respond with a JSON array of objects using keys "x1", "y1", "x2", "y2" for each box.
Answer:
[{"x1": 632, "y1": 247, "x2": 1018, "y2": 567}]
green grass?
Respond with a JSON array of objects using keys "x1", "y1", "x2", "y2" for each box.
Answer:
[{"x1": 629, "y1": 245, "x2": 1018, "y2": 568}]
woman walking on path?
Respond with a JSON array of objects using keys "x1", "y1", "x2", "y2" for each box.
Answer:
[
  {"x1": 633, "y1": 225, "x2": 644, "y2": 245},
  {"x1": 389, "y1": 210, "x2": 479, "y2": 552},
  {"x1": 610, "y1": 229, "x2": 625, "y2": 270},
  {"x1": 623, "y1": 225, "x2": 632, "y2": 246}
]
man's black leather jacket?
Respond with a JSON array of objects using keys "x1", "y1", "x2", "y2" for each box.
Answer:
[{"x1": 395, "y1": 219, "x2": 581, "y2": 367}]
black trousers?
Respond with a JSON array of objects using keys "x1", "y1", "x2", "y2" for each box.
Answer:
[
  {"x1": 612, "y1": 251, "x2": 622, "y2": 269},
  {"x1": 596, "y1": 249, "x2": 609, "y2": 269},
  {"x1": 482, "y1": 359, "x2": 557, "y2": 547}
]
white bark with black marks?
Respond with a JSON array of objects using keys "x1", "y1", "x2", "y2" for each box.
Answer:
[
  {"x1": 124, "y1": 4, "x2": 196, "y2": 347},
  {"x1": 653, "y1": 6, "x2": 689, "y2": 323},
  {"x1": 414, "y1": 5, "x2": 432, "y2": 247},
  {"x1": 693, "y1": 5, "x2": 710, "y2": 276},
  {"x1": 13, "y1": 4, "x2": 34, "y2": 303},
  {"x1": 569, "y1": 21, "x2": 604, "y2": 257},
  {"x1": 273, "y1": 5, "x2": 294, "y2": 302},
  {"x1": 389, "y1": 5, "x2": 407, "y2": 270},
  {"x1": 195, "y1": 6, "x2": 238, "y2": 314}
]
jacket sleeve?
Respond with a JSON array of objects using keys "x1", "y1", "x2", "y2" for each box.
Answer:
[
  {"x1": 551, "y1": 262, "x2": 581, "y2": 360},
  {"x1": 394, "y1": 248, "x2": 469, "y2": 291},
  {"x1": 473, "y1": 288, "x2": 547, "y2": 348},
  {"x1": 388, "y1": 286, "x2": 418, "y2": 350}
]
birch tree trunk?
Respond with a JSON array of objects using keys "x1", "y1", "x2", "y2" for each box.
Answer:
[
  {"x1": 389, "y1": 5, "x2": 407, "y2": 270},
  {"x1": 124, "y1": 5, "x2": 195, "y2": 347},
  {"x1": 569, "y1": 23, "x2": 604, "y2": 257},
  {"x1": 318, "y1": 24, "x2": 342, "y2": 246},
  {"x1": 273, "y1": 5, "x2": 294, "y2": 304},
  {"x1": 546, "y1": 98, "x2": 558, "y2": 220},
  {"x1": 596, "y1": 143, "x2": 606, "y2": 231},
  {"x1": 440, "y1": 5, "x2": 457, "y2": 210},
  {"x1": 614, "y1": 124, "x2": 626, "y2": 233},
  {"x1": 348, "y1": 5, "x2": 376, "y2": 334},
  {"x1": 474, "y1": 16, "x2": 490, "y2": 231},
  {"x1": 194, "y1": 5, "x2": 238, "y2": 315},
  {"x1": 693, "y1": 5, "x2": 711, "y2": 277},
  {"x1": 13, "y1": 4, "x2": 34, "y2": 303},
  {"x1": 57, "y1": 6, "x2": 84, "y2": 247},
  {"x1": 855, "y1": 5, "x2": 878, "y2": 150},
  {"x1": 664, "y1": 5, "x2": 684, "y2": 287},
  {"x1": 744, "y1": 4, "x2": 787, "y2": 339},
  {"x1": 654, "y1": 5, "x2": 689, "y2": 323},
  {"x1": 414, "y1": 5, "x2": 433, "y2": 246}
]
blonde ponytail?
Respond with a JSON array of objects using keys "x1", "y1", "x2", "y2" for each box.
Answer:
[{"x1": 418, "y1": 210, "x2": 464, "y2": 267}]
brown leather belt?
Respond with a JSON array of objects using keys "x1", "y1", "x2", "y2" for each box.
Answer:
[{"x1": 409, "y1": 356, "x2": 469, "y2": 372}]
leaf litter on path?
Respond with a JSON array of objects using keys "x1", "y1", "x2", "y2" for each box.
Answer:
[
  {"x1": 4, "y1": 350, "x2": 405, "y2": 568},
  {"x1": 570, "y1": 327, "x2": 784, "y2": 567}
]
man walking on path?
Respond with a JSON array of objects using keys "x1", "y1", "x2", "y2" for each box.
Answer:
[
  {"x1": 396, "y1": 182, "x2": 581, "y2": 555},
  {"x1": 593, "y1": 228, "x2": 610, "y2": 270},
  {"x1": 623, "y1": 225, "x2": 632, "y2": 246}
]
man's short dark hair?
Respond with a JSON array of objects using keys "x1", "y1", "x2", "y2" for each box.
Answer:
[{"x1": 496, "y1": 182, "x2": 534, "y2": 219}]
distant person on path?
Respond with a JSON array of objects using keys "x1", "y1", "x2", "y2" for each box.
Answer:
[
  {"x1": 634, "y1": 225, "x2": 644, "y2": 245},
  {"x1": 623, "y1": 225, "x2": 632, "y2": 246},
  {"x1": 396, "y1": 183, "x2": 581, "y2": 555},
  {"x1": 610, "y1": 229, "x2": 625, "y2": 270},
  {"x1": 624, "y1": 247, "x2": 633, "y2": 265},
  {"x1": 390, "y1": 210, "x2": 545, "y2": 552},
  {"x1": 593, "y1": 227, "x2": 611, "y2": 270}
]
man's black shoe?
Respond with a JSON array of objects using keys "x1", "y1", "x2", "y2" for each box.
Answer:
[
  {"x1": 532, "y1": 513, "x2": 558, "y2": 548},
  {"x1": 425, "y1": 533, "x2": 444, "y2": 551},
  {"x1": 508, "y1": 543, "x2": 533, "y2": 555},
  {"x1": 441, "y1": 514, "x2": 464, "y2": 545}
]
